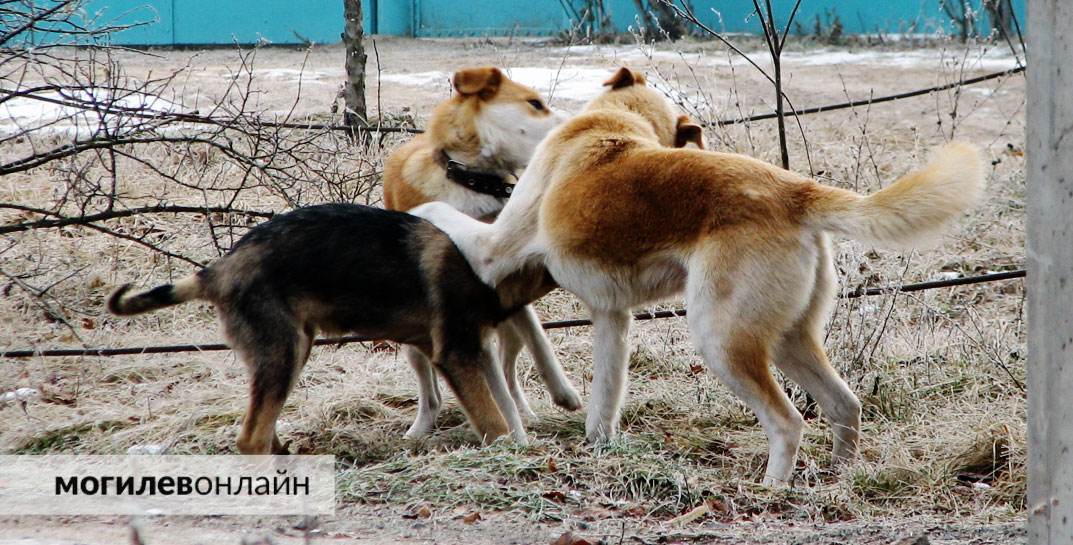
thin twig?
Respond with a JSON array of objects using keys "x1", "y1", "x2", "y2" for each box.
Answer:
[{"x1": 0, "y1": 204, "x2": 274, "y2": 234}]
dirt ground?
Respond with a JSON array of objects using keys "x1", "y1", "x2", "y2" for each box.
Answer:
[
  {"x1": 1, "y1": 36, "x2": 1028, "y2": 544},
  {"x1": 0, "y1": 510, "x2": 1026, "y2": 545}
]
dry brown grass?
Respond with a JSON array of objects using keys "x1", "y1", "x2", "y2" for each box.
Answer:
[{"x1": 0, "y1": 37, "x2": 1026, "y2": 531}]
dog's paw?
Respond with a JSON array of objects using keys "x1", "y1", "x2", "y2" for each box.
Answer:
[
  {"x1": 552, "y1": 387, "x2": 583, "y2": 412},
  {"x1": 403, "y1": 421, "x2": 435, "y2": 440},
  {"x1": 584, "y1": 418, "x2": 617, "y2": 444},
  {"x1": 272, "y1": 438, "x2": 292, "y2": 455}
]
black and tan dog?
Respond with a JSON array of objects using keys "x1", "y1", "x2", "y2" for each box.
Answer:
[{"x1": 108, "y1": 204, "x2": 556, "y2": 454}]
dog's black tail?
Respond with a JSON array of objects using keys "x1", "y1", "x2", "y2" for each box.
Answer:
[{"x1": 107, "y1": 274, "x2": 203, "y2": 316}]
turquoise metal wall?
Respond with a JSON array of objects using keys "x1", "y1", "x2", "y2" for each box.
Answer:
[
  {"x1": 414, "y1": 0, "x2": 567, "y2": 37},
  {"x1": 13, "y1": 1, "x2": 1026, "y2": 46},
  {"x1": 600, "y1": 0, "x2": 1028, "y2": 36},
  {"x1": 16, "y1": 0, "x2": 352, "y2": 45}
]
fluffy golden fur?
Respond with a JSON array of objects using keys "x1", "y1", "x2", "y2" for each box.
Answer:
[
  {"x1": 412, "y1": 67, "x2": 985, "y2": 486},
  {"x1": 384, "y1": 66, "x2": 564, "y2": 218}
]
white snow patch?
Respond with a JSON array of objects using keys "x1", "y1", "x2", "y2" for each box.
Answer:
[
  {"x1": 259, "y1": 68, "x2": 332, "y2": 85},
  {"x1": 126, "y1": 444, "x2": 167, "y2": 455},
  {"x1": 1, "y1": 387, "x2": 39, "y2": 404},
  {"x1": 781, "y1": 48, "x2": 1020, "y2": 71},
  {"x1": 504, "y1": 66, "x2": 613, "y2": 102},
  {"x1": 2, "y1": 90, "x2": 184, "y2": 121},
  {"x1": 378, "y1": 67, "x2": 613, "y2": 103},
  {"x1": 0, "y1": 90, "x2": 186, "y2": 137},
  {"x1": 551, "y1": 43, "x2": 1020, "y2": 72},
  {"x1": 378, "y1": 71, "x2": 450, "y2": 88}
]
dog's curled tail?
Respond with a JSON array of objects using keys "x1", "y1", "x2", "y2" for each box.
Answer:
[
  {"x1": 805, "y1": 142, "x2": 985, "y2": 248},
  {"x1": 107, "y1": 274, "x2": 203, "y2": 316}
]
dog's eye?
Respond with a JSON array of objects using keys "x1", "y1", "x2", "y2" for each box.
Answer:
[{"x1": 527, "y1": 99, "x2": 546, "y2": 111}]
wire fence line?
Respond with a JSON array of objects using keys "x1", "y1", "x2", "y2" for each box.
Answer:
[
  {"x1": 714, "y1": 65, "x2": 1026, "y2": 126},
  {"x1": 2, "y1": 64, "x2": 1022, "y2": 140},
  {"x1": 0, "y1": 269, "x2": 1025, "y2": 359}
]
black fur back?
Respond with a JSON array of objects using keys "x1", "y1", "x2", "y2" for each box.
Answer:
[{"x1": 202, "y1": 204, "x2": 507, "y2": 344}]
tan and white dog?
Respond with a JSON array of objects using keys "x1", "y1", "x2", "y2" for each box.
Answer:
[
  {"x1": 384, "y1": 67, "x2": 580, "y2": 438},
  {"x1": 413, "y1": 67, "x2": 985, "y2": 486}
]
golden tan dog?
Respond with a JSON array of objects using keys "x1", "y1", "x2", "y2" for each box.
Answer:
[
  {"x1": 385, "y1": 66, "x2": 564, "y2": 218},
  {"x1": 383, "y1": 67, "x2": 581, "y2": 438},
  {"x1": 412, "y1": 67, "x2": 985, "y2": 486}
]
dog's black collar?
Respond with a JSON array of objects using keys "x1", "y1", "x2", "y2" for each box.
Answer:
[{"x1": 436, "y1": 149, "x2": 516, "y2": 200}]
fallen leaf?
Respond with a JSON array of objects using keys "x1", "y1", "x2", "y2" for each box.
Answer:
[
  {"x1": 403, "y1": 504, "x2": 432, "y2": 519},
  {"x1": 551, "y1": 531, "x2": 592, "y2": 545},
  {"x1": 542, "y1": 490, "x2": 566, "y2": 503},
  {"x1": 891, "y1": 536, "x2": 929, "y2": 545},
  {"x1": 38, "y1": 387, "x2": 76, "y2": 406},
  {"x1": 689, "y1": 364, "x2": 705, "y2": 375},
  {"x1": 547, "y1": 458, "x2": 558, "y2": 472},
  {"x1": 81, "y1": 317, "x2": 95, "y2": 329},
  {"x1": 462, "y1": 512, "x2": 481, "y2": 525},
  {"x1": 574, "y1": 506, "x2": 612, "y2": 521},
  {"x1": 370, "y1": 340, "x2": 396, "y2": 353},
  {"x1": 668, "y1": 502, "x2": 708, "y2": 526},
  {"x1": 705, "y1": 498, "x2": 730, "y2": 515}
]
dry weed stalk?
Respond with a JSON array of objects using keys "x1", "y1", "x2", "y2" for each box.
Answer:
[{"x1": 1, "y1": 1, "x2": 387, "y2": 335}]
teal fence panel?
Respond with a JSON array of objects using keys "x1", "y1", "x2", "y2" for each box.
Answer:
[
  {"x1": 11, "y1": 0, "x2": 347, "y2": 45},
  {"x1": 411, "y1": 0, "x2": 568, "y2": 37},
  {"x1": 169, "y1": 0, "x2": 343, "y2": 45},
  {"x1": 83, "y1": 0, "x2": 172, "y2": 45},
  {"x1": 8, "y1": 0, "x2": 171, "y2": 45},
  {"x1": 602, "y1": 0, "x2": 1026, "y2": 37},
  {"x1": 9, "y1": 1, "x2": 1026, "y2": 45}
]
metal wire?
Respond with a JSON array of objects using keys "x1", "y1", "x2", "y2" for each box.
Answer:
[{"x1": 0, "y1": 269, "x2": 1025, "y2": 359}]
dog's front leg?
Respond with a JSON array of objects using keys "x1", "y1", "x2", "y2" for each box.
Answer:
[
  {"x1": 495, "y1": 318, "x2": 538, "y2": 421},
  {"x1": 507, "y1": 306, "x2": 582, "y2": 412},
  {"x1": 403, "y1": 345, "x2": 442, "y2": 439},
  {"x1": 585, "y1": 309, "x2": 632, "y2": 442}
]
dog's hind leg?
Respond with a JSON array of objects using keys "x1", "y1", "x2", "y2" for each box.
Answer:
[
  {"x1": 434, "y1": 349, "x2": 511, "y2": 444},
  {"x1": 772, "y1": 236, "x2": 860, "y2": 465},
  {"x1": 774, "y1": 324, "x2": 860, "y2": 466},
  {"x1": 508, "y1": 305, "x2": 582, "y2": 412},
  {"x1": 271, "y1": 326, "x2": 313, "y2": 453},
  {"x1": 686, "y1": 254, "x2": 805, "y2": 487},
  {"x1": 584, "y1": 308, "x2": 632, "y2": 443},
  {"x1": 495, "y1": 318, "x2": 538, "y2": 421},
  {"x1": 228, "y1": 310, "x2": 308, "y2": 455},
  {"x1": 477, "y1": 342, "x2": 530, "y2": 445},
  {"x1": 404, "y1": 344, "x2": 443, "y2": 439}
]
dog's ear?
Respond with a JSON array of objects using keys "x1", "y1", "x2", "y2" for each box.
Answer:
[
  {"x1": 453, "y1": 67, "x2": 504, "y2": 98},
  {"x1": 603, "y1": 67, "x2": 646, "y2": 90},
  {"x1": 675, "y1": 115, "x2": 705, "y2": 149}
]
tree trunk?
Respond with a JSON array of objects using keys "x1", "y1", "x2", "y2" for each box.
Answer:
[{"x1": 342, "y1": 0, "x2": 367, "y2": 135}]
